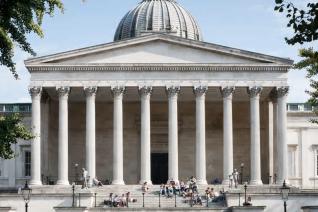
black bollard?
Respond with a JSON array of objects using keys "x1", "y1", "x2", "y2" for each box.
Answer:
[
  {"x1": 94, "y1": 193, "x2": 97, "y2": 207},
  {"x1": 206, "y1": 194, "x2": 209, "y2": 208},
  {"x1": 159, "y1": 193, "x2": 161, "y2": 208},
  {"x1": 78, "y1": 193, "x2": 81, "y2": 207},
  {"x1": 142, "y1": 192, "x2": 145, "y2": 208},
  {"x1": 175, "y1": 192, "x2": 177, "y2": 207},
  {"x1": 72, "y1": 184, "x2": 75, "y2": 207},
  {"x1": 238, "y1": 193, "x2": 241, "y2": 206}
]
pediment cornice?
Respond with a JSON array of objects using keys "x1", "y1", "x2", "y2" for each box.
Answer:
[
  {"x1": 27, "y1": 63, "x2": 290, "y2": 73},
  {"x1": 25, "y1": 34, "x2": 294, "y2": 67}
]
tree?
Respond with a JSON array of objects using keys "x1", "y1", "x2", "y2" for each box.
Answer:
[
  {"x1": 0, "y1": 113, "x2": 34, "y2": 159},
  {"x1": 275, "y1": 0, "x2": 318, "y2": 121},
  {"x1": 0, "y1": 0, "x2": 63, "y2": 79}
]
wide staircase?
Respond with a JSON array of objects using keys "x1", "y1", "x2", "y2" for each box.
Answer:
[{"x1": 86, "y1": 185, "x2": 227, "y2": 209}]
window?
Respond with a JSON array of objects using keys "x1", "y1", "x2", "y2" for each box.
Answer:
[
  {"x1": 288, "y1": 145, "x2": 297, "y2": 177},
  {"x1": 24, "y1": 151, "x2": 31, "y2": 177}
]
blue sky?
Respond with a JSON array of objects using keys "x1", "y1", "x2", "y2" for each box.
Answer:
[{"x1": 0, "y1": 0, "x2": 315, "y2": 103}]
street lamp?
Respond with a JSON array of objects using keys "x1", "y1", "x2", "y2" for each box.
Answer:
[
  {"x1": 21, "y1": 181, "x2": 32, "y2": 212},
  {"x1": 74, "y1": 163, "x2": 79, "y2": 184},
  {"x1": 240, "y1": 163, "x2": 244, "y2": 184},
  {"x1": 280, "y1": 180, "x2": 290, "y2": 212}
]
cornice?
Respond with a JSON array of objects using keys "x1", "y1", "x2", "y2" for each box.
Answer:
[{"x1": 26, "y1": 64, "x2": 290, "y2": 73}]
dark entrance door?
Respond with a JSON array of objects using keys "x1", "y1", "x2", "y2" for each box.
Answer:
[{"x1": 151, "y1": 153, "x2": 168, "y2": 184}]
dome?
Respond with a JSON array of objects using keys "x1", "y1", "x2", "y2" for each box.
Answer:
[{"x1": 114, "y1": 0, "x2": 203, "y2": 41}]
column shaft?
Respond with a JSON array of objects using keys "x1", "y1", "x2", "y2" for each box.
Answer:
[
  {"x1": 112, "y1": 86, "x2": 125, "y2": 185},
  {"x1": 248, "y1": 87, "x2": 263, "y2": 185},
  {"x1": 277, "y1": 87, "x2": 289, "y2": 184},
  {"x1": 57, "y1": 87, "x2": 70, "y2": 186},
  {"x1": 139, "y1": 86, "x2": 152, "y2": 184},
  {"x1": 221, "y1": 87, "x2": 234, "y2": 185},
  {"x1": 29, "y1": 87, "x2": 42, "y2": 186},
  {"x1": 85, "y1": 87, "x2": 97, "y2": 186},
  {"x1": 167, "y1": 86, "x2": 180, "y2": 183},
  {"x1": 194, "y1": 86, "x2": 208, "y2": 185}
]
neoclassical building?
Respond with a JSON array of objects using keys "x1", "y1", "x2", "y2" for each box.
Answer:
[{"x1": 22, "y1": 0, "x2": 296, "y2": 187}]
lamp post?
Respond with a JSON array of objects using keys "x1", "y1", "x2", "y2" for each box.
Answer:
[
  {"x1": 280, "y1": 180, "x2": 290, "y2": 212},
  {"x1": 240, "y1": 163, "x2": 244, "y2": 184},
  {"x1": 21, "y1": 181, "x2": 32, "y2": 212},
  {"x1": 72, "y1": 183, "x2": 75, "y2": 207},
  {"x1": 74, "y1": 163, "x2": 79, "y2": 185},
  {"x1": 242, "y1": 184, "x2": 248, "y2": 206}
]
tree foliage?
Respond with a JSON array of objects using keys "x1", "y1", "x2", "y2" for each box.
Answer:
[
  {"x1": 275, "y1": 0, "x2": 318, "y2": 121},
  {"x1": 0, "y1": 0, "x2": 63, "y2": 79},
  {"x1": 0, "y1": 113, "x2": 34, "y2": 159}
]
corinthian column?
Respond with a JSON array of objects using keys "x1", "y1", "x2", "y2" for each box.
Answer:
[
  {"x1": 194, "y1": 85, "x2": 208, "y2": 185},
  {"x1": 139, "y1": 86, "x2": 152, "y2": 184},
  {"x1": 111, "y1": 86, "x2": 125, "y2": 185},
  {"x1": 248, "y1": 86, "x2": 263, "y2": 185},
  {"x1": 166, "y1": 86, "x2": 180, "y2": 183},
  {"x1": 276, "y1": 87, "x2": 289, "y2": 184},
  {"x1": 220, "y1": 86, "x2": 235, "y2": 185},
  {"x1": 56, "y1": 87, "x2": 70, "y2": 186},
  {"x1": 29, "y1": 87, "x2": 42, "y2": 186},
  {"x1": 84, "y1": 87, "x2": 97, "y2": 186}
]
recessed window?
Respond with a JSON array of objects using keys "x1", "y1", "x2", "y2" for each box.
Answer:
[
  {"x1": 24, "y1": 151, "x2": 31, "y2": 177},
  {"x1": 288, "y1": 145, "x2": 297, "y2": 177}
]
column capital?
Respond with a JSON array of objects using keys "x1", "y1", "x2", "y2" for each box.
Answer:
[
  {"x1": 247, "y1": 86, "x2": 262, "y2": 98},
  {"x1": 220, "y1": 86, "x2": 235, "y2": 98},
  {"x1": 84, "y1": 86, "x2": 98, "y2": 97},
  {"x1": 56, "y1": 87, "x2": 70, "y2": 98},
  {"x1": 138, "y1": 86, "x2": 153, "y2": 97},
  {"x1": 29, "y1": 86, "x2": 42, "y2": 98},
  {"x1": 166, "y1": 86, "x2": 180, "y2": 98},
  {"x1": 111, "y1": 86, "x2": 126, "y2": 98},
  {"x1": 276, "y1": 86, "x2": 289, "y2": 98},
  {"x1": 193, "y1": 85, "x2": 208, "y2": 97}
]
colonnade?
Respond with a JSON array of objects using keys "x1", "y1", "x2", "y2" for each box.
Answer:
[{"x1": 28, "y1": 85, "x2": 289, "y2": 186}]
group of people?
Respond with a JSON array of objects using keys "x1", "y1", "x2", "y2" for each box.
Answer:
[
  {"x1": 205, "y1": 187, "x2": 225, "y2": 203},
  {"x1": 82, "y1": 168, "x2": 103, "y2": 188},
  {"x1": 104, "y1": 192, "x2": 137, "y2": 207}
]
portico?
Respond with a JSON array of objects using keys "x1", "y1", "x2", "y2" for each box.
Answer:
[{"x1": 25, "y1": 34, "x2": 292, "y2": 186}]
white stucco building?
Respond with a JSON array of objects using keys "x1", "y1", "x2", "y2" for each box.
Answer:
[{"x1": 1, "y1": 0, "x2": 318, "y2": 211}]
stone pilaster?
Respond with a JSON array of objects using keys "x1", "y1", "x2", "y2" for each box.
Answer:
[
  {"x1": 138, "y1": 86, "x2": 153, "y2": 184},
  {"x1": 194, "y1": 86, "x2": 208, "y2": 185},
  {"x1": 56, "y1": 87, "x2": 70, "y2": 186},
  {"x1": 111, "y1": 86, "x2": 125, "y2": 185},
  {"x1": 248, "y1": 86, "x2": 263, "y2": 185},
  {"x1": 166, "y1": 86, "x2": 180, "y2": 183},
  {"x1": 29, "y1": 87, "x2": 42, "y2": 186},
  {"x1": 84, "y1": 87, "x2": 97, "y2": 186},
  {"x1": 220, "y1": 86, "x2": 235, "y2": 185}
]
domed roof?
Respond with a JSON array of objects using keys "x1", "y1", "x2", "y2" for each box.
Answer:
[{"x1": 114, "y1": 0, "x2": 203, "y2": 41}]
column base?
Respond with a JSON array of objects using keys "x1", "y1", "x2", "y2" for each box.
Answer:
[
  {"x1": 139, "y1": 180, "x2": 152, "y2": 185},
  {"x1": 249, "y1": 179, "x2": 263, "y2": 186},
  {"x1": 112, "y1": 180, "x2": 125, "y2": 185},
  {"x1": 56, "y1": 180, "x2": 70, "y2": 186},
  {"x1": 196, "y1": 179, "x2": 208, "y2": 185},
  {"x1": 222, "y1": 179, "x2": 231, "y2": 185},
  {"x1": 277, "y1": 179, "x2": 290, "y2": 185},
  {"x1": 29, "y1": 179, "x2": 42, "y2": 186}
]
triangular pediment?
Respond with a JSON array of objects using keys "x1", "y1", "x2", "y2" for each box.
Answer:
[{"x1": 25, "y1": 34, "x2": 293, "y2": 66}]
